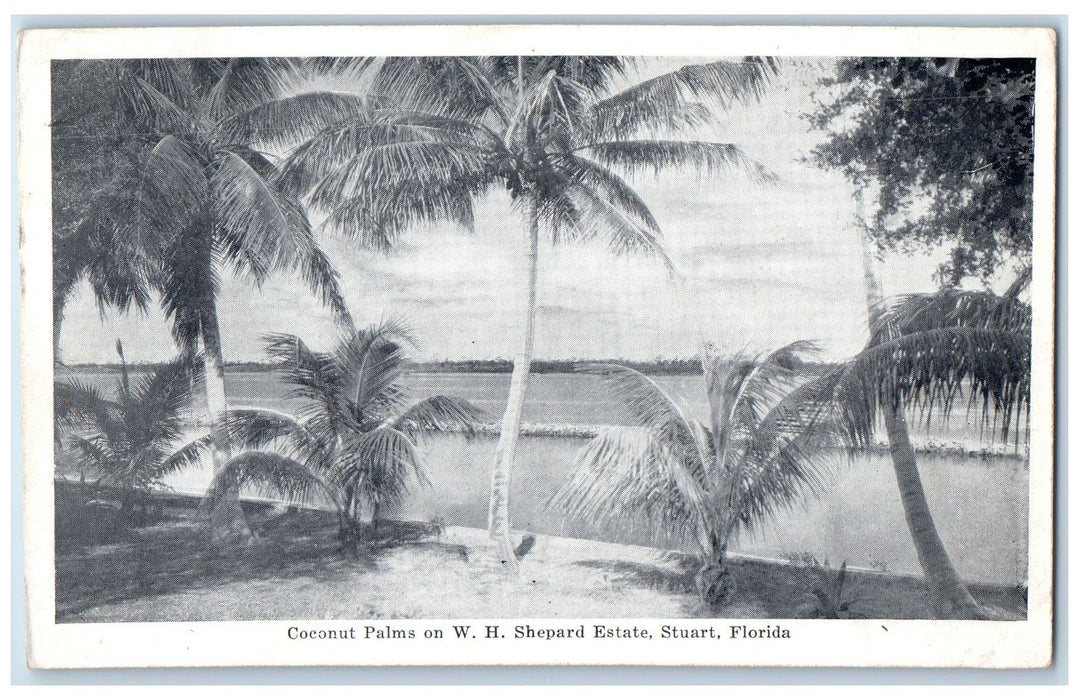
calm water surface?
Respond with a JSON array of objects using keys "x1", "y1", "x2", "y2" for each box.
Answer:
[{"x1": 60, "y1": 369, "x2": 1029, "y2": 584}]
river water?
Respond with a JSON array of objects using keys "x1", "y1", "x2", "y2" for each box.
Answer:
[{"x1": 60, "y1": 369, "x2": 1030, "y2": 585}]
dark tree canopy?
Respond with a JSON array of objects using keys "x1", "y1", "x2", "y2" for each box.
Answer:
[
  {"x1": 51, "y1": 60, "x2": 157, "y2": 319},
  {"x1": 809, "y1": 57, "x2": 1036, "y2": 284}
]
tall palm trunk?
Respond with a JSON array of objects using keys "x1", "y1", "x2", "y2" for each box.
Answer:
[
  {"x1": 856, "y1": 192, "x2": 983, "y2": 619},
  {"x1": 488, "y1": 196, "x2": 539, "y2": 572},
  {"x1": 201, "y1": 300, "x2": 253, "y2": 543}
]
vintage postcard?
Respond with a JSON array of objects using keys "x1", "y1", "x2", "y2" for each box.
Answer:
[{"x1": 18, "y1": 24, "x2": 1056, "y2": 669}]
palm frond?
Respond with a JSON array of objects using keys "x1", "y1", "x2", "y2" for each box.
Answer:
[
  {"x1": 125, "y1": 356, "x2": 198, "y2": 448},
  {"x1": 557, "y1": 155, "x2": 661, "y2": 232},
  {"x1": 157, "y1": 434, "x2": 213, "y2": 477},
  {"x1": 202, "y1": 450, "x2": 334, "y2": 514},
  {"x1": 848, "y1": 326, "x2": 1030, "y2": 443},
  {"x1": 124, "y1": 59, "x2": 196, "y2": 115},
  {"x1": 296, "y1": 244, "x2": 356, "y2": 332},
  {"x1": 322, "y1": 177, "x2": 487, "y2": 248},
  {"x1": 727, "y1": 408, "x2": 844, "y2": 538},
  {"x1": 877, "y1": 287, "x2": 1031, "y2": 340},
  {"x1": 303, "y1": 57, "x2": 379, "y2": 83},
  {"x1": 304, "y1": 136, "x2": 491, "y2": 215},
  {"x1": 155, "y1": 222, "x2": 220, "y2": 355},
  {"x1": 548, "y1": 426, "x2": 713, "y2": 554},
  {"x1": 126, "y1": 73, "x2": 191, "y2": 134},
  {"x1": 585, "y1": 141, "x2": 774, "y2": 182},
  {"x1": 591, "y1": 58, "x2": 776, "y2": 138},
  {"x1": 583, "y1": 363, "x2": 694, "y2": 434},
  {"x1": 82, "y1": 221, "x2": 156, "y2": 315},
  {"x1": 211, "y1": 148, "x2": 311, "y2": 284},
  {"x1": 93, "y1": 60, "x2": 192, "y2": 132},
  {"x1": 595, "y1": 99, "x2": 713, "y2": 140},
  {"x1": 263, "y1": 333, "x2": 345, "y2": 432},
  {"x1": 392, "y1": 395, "x2": 491, "y2": 439},
  {"x1": 369, "y1": 57, "x2": 504, "y2": 122},
  {"x1": 64, "y1": 163, "x2": 157, "y2": 315},
  {"x1": 205, "y1": 58, "x2": 303, "y2": 121},
  {"x1": 281, "y1": 111, "x2": 496, "y2": 201},
  {"x1": 54, "y1": 379, "x2": 117, "y2": 433},
  {"x1": 68, "y1": 434, "x2": 116, "y2": 476},
  {"x1": 334, "y1": 318, "x2": 417, "y2": 417},
  {"x1": 215, "y1": 146, "x2": 355, "y2": 329},
  {"x1": 558, "y1": 182, "x2": 676, "y2": 271},
  {"x1": 708, "y1": 341, "x2": 818, "y2": 450},
  {"x1": 582, "y1": 363, "x2": 710, "y2": 483},
  {"x1": 216, "y1": 91, "x2": 373, "y2": 151},
  {"x1": 858, "y1": 288, "x2": 1032, "y2": 442},
  {"x1": 136, "y1": 134, "x2": 208, "y2": 250},
  {"x1": 225, "y1": 406, "x2": 318, "y2": 455},
  {"x1": 334, "y1": 426, "x2": 429, "y2": 513},
  {"x1": 592, "y1": 58, "x2": 777, "y2": 138}
]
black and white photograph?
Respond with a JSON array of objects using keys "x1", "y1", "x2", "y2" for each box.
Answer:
[{"x1": 18, "y1": 24, "x2": 1056, "y2": 668}]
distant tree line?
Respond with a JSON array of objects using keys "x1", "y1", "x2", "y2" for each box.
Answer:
[{"x1": 67, "y1": 356, "x2": 847, "y2": 376}]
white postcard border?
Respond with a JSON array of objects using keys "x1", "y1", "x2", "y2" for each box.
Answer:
[{"x1": 18, "y1": 24, "x2": 1058, "y2": 669}]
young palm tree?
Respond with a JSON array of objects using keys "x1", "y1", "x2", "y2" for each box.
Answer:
[
  {"x1": 203, "y1": 320, "x2": 489, "y2": 543},
  {"x1": 548, "y1": 342, "x2": 840, "y2": 606},
  {"x1": 811, "y1": 278, "x2": 1031, "y2": 619},
  {"x1": 65, "y1": 58, "x2": 357, "y2": 540},
  {"x1": 281, "y1": 56, "x2": 778, "y2": 567},
  {"x1": 54, "y1": 340, "x2": 210, "y2": 524}
]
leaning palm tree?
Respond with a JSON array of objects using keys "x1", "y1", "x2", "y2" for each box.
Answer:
[
  {"x1": 203, "y1": 320, "x2": 489, "y2": 544},
  {"x1": 282, "y1": 56, "x2": 778, "y2": 567},
  {"x1": 65, "y1": 58, "x2": 357, "y2": 540},
  {"x1": 549, "y1": 342, "x2": 840, "y2": 606},
  {"x1": 54, "y1": 340, "x2": 210, "y2": 524},
  {"x1": 811, "y1": 279, "x2": 1031, "y2": 619}
]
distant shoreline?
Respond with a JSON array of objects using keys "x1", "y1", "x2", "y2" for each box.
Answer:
[{"x1": 59, "y1": 357, "x2": 841, "y2": 376}]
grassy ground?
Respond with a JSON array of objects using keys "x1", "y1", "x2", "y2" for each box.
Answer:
[{"x1": 55, "y1": 503, "x2": 1026, "y2": 623}]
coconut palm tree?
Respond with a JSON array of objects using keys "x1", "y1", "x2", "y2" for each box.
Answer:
[
  {"x1": 824, "y1": 190, "x2": 1031, "y2": 619},
  {"x1": 203, "y1": 320, "x2": 489, "y2": 544},
  {"x1": 548, "y1": 341, "x2": 841, "y2": 606},
  {"x1": 281, "y1": 56, "x2": 778, "y2": 567},
  {"x1": 54, "y1": 340, "x2": 210, "y2": 524},
  {"x1": 810, "y1": 277, "x2": 1031, "y2": 619},
  {"x1": 64, "y1": 58, "x2": 358, "y2": 540}
]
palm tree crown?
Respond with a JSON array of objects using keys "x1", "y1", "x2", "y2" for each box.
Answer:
[
  {"x1": 549, "y1": 341, "x2": 839, "y2": 605},
  {"x1": 282, "y1": 56, "x2": 776, "y2": 256},
  {"x1": 76, "y1": 58, "x2": 356, "y2": 349},
  {"x1": 205, "y1": 320, "x2": 489, "y2": 538},
  {"x1": 817, "y1": 284, "x2": 1031, "y2": 451},
  {"x1": 54, "y1": 341, "x2": 210, "y2": 520}
]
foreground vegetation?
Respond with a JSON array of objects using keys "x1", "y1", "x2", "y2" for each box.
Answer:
[{"x1": 55, "y1": 487, "x2": 1025, "y2": 622}]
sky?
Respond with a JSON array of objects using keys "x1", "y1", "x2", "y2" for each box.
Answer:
[{"x1": 59, "y1": 58, "x2": 950, "y2": 365}]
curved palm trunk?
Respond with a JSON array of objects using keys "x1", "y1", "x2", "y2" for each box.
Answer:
[
  {"x1": 881, "y1": 403, "x2": 983, "y2": 618},
  {"x1": 856, "y1": 193, "x2": 982, "y2": 619},
  {"x1": 488, "y1": 196, "x2": 540, "y2": 573},
  {"x1": 201, "y1": 302, "x2": 253, "y2": 543}
]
